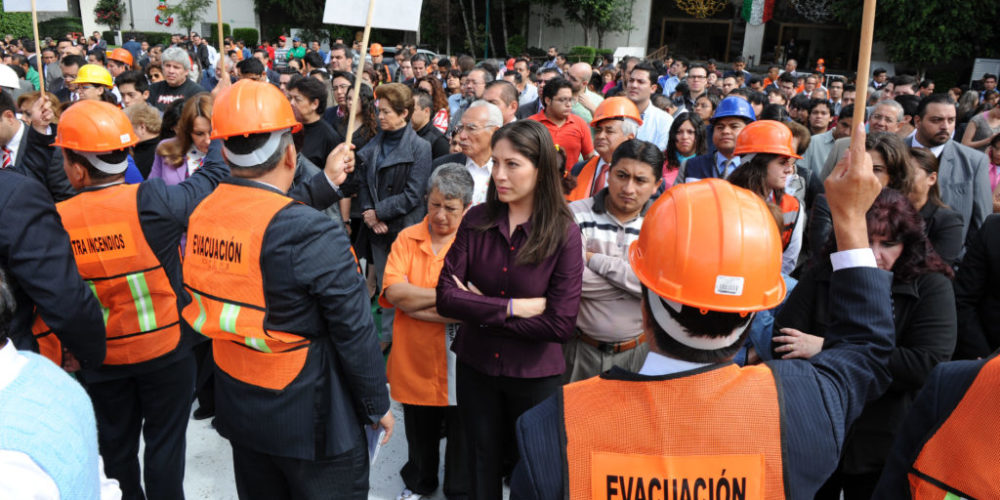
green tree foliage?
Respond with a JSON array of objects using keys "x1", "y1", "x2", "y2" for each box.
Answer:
[
  {"x1": 233, "y1": 28, "x2": 260, "y2": 45},
  {"x1": 0, "y1": 0, "x2": 32, "y2": 38},
  {"x1": 561, "y1": 0, "x2": 633, "y2": 48},
  {"x1": 164, "y1": 0, "x2": 214, "y2": 36},
  {"x1": 832, "y1": 0, "x2": 1000, "y2": 71}
]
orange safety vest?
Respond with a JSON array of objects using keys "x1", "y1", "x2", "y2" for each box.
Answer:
[
  {"x1": 908, "y1": 357, "x2": 1000, "y2": 499},
  {"x1": 181, "y1": 183, "x2": 310, "y2": 391},
  {"x1": 32, "y1": 184, "x2": 181, "y2": 366},
  {"x1": 568, "y1": 156, "x2": 601, "y2": 202},
  {"x1": 563, "y1": 364, "x2": 786, "y2": 500},
  {"x1": 778, "y1": 193, "x2": 799, "y2": 250}
]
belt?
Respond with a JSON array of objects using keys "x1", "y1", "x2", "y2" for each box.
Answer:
[{"x1": 577, "y1": 331, "x2": 646, "y2": 354}]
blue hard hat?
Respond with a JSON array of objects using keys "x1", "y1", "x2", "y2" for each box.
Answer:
[{"x1": 712, "y1": 96, "x2": 756, "y2": 124}]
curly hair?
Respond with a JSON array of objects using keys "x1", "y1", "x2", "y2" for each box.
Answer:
[
  {"x1": 416, "y1": 76, "x2": 448, "y2": 113},
  {"x1": 824, "y1": 188, "x2": 953, "y2": 282}
]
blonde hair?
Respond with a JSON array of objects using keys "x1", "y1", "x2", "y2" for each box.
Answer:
[
  {"x1": 124, "y1": 103, "x2": 162, "y2": 136},
  {"x1": 16, "y1": 91, "x2": 62, "y2": 124}
]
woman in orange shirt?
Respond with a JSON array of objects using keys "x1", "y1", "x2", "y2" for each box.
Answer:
[{"x1": 380, "y1": 163, "x2": 475, "y2": 500}]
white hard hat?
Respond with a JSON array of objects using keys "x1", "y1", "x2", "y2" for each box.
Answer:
[{"x1": 0, "y1": 64, "x2": 18, "y2": 90}]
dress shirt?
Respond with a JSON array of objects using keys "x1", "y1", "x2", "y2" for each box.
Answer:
[
  {"x1": 437, "y1": 204, "x2": 583, "y2": 378},
  {"x1": 912, "y1": 135, "x2": 947, "y2": 158},
  {"x1": 661, "y1": 75, "x2": 681, "y2": 96},
  {"x1": 465, "y1": 156, "x2": 493, "y2": 205},
  {"x1": 5, "y1": 120, "x2": 24, "y2": 165},
  {"x1": 716, "y1": 152, "x2": 741, "y2": 178},
  {"x1": 635, "y1": 103, "x2": 673, "y2": 151},
  {"x1": 519, "y1": 83, "x2": 538, "y2": 106},
  {"x1": 636, "y1": 247, "x2": 877, "y2": 378}
]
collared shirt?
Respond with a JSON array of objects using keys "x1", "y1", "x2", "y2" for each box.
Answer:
[
  {"x1": 716, "y1": 151, "x2": 741, "y2": 178},
  {"x1": 570, "y1": 189, "x2": 647, "y2": 342},
  {"x1": 661, "y1": 75, "x2": 681, "y2": 96},
  {"x1": 529, "y1": 111, "x2": 594, "y2": 173},
  {"x1": 635, "y1": 103, "x2": 673, "y2": 151},
  {"x1": 5, "y1": 120, "x2": 24, "y2": 166},
  {"x1": 570, "y1": 89, "x2": 603, "y2": 123},
  {"x1": 519, "y1": 83, "x2": 538, "y2": 106},
  {"x1": 912, "y1": 135, "x2": 947, "y2": 158},
  {"x1": 465, "y1": 156, "x2": 493, "y2": 205},
  {"x1": 437, "y1": 203, "x2": 583, "y2": 378}
]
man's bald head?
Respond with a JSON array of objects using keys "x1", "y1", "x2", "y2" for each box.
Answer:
[{"x1": 568, "y1": 62, "x2": 593, "y2": 93}]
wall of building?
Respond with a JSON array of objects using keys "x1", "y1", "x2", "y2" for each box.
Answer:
[
  {"x1": 526, "y1": 0, "x2": 652, "y2": 54},
  {"x1": 77, "y1": 0, "x2": 260, "y2": 42}
]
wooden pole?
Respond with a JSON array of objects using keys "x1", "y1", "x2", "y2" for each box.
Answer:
[
  {"x1": 30, "y1": 0, "x2": 44, "y2": 95},
  {"x1": 851, "y1": 0, "x2": 876, "y2": 141},
  {"x1": 217, "y1": 0, "x2": 225, "y2": 74},
  {"x1": 345, "y1": 0, "x2": 376, "y2": 151}
]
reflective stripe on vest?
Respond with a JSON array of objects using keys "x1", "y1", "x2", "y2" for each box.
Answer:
[
  {"x1": 778, "y1": 193, "x2": 799, "y2": 250},
  {"x1": 909, "y1": 357, "x2": 1000, "y2": 499},
  {"x1": 181, "y1": 183, "x2": 309, "y2": 391},
  {"x1": 32, "y1": 184, "x2": 181, "y2": 366},
  {"x1": 563, "y1": 364, "x2": 786, "y2": 500},
  {"x1": 568, "y1": 156, "x2": 601, "y2": 202}
]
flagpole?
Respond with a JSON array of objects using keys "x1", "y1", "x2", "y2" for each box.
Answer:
[
  {"x1": 216, "y1": 0, "x2": 225, "y2": 71},
  {"x1": 31, "y1": 0, "x2": 45, "y2": 94},
  {"x1": 345, "y1": 0, "x2": 376, "y2": 152},
  {"x1": 851, "y1": 0, "x2": 876, "y2": 142}
]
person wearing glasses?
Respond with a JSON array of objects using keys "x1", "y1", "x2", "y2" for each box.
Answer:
[
  {"x1": 433, "y1": 100, "x2": 504, "y2": 205},
  {"x1": 529, "y1": 77, "x2": 594, "y2": 173}
]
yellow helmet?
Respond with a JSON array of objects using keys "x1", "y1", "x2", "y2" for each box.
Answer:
[{"x1": 74, "y1": 64, "x2": 114, "y2": 88}]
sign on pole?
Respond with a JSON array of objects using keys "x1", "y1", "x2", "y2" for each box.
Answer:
[
  {"x1": 2, "y1": 0, "x2": 64, "y2": 11},
  {"x1": 323, "y1": 0, "x2": 423, "y2": 32}
]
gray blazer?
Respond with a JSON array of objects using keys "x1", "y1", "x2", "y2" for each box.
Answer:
[
  {"x1": 904, "y1": 137, "x2": 990, "y2": 241},
  {"x1": 357, "y1": 125, "x2": 433, "y2": 241}
]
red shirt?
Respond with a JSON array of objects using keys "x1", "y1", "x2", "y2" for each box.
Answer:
[{"x1": 529, "y1": 111, "x2": 594, "y2": 173}]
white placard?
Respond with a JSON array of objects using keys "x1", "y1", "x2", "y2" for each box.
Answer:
[
  {"x1": 323, "y1": 0, "x2": 423, "y2": 32},
  {"x1": 3, "y1": 0, "x2": 66, "y2": 12}
]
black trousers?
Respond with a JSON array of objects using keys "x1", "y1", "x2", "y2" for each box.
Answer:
[
  {"x1": 85, "y1": 354, "x2": 197, "y2": 500},
  {"x1": 457, "y1": 362, "x2": 561, "y2": 500},
  {"x1": 815, "y1": 467, "x2": 882, "y2": 500},
  {"x1": 192, "y1": 340, "x2": 214, "y2": 411},
  {"x1": 231, "y1": 438, "x2": 369, "y2": 500},
  {"x1": 401, "y1": 403, "x2": 469, "y2": 498}
]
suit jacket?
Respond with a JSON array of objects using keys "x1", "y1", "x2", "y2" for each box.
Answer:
[
  {"x1": 954, "y1": 214, "x2": 1000, "y2": 359},
  {"x1": 415, "y1": 122, "x2": 450, "y2": 159},
  {"x1": 13, "y1": 125, "x2": 76, "y2": 202},
  {"x1": 1, "y1": 166, "x2": 107, "y2": 369},
  {"x1": 357, "y1": 126, "x2": 433, "y2": 245},
  {"x1": 433, "y1": 152, "x2": 468, "y2": 169},
  {"x1": 54, "y1": 87, "x2": 73, "y2": 103},
  {"x1": 904, "y1": 137, "x2": 991, "y2": 242},
  {"x1": 511, "y1": 266, "x2": 895, "y2": 499},
  {"x1": 517, "y1": 98, "x2": 541, "y2": 121},
  {"x1": 676, "y1": 152, "x2": 722, "y2": 183}
]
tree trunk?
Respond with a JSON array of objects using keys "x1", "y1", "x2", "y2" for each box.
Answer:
[
  {"x1": 457, "y1": 0, "x2": 476, "y2": 53},
  {"x1": 500, "y1": 0, "x2": 510, "y2": 56},
  {"x1": 597, "y1": 29, "x2": 604, "y2": 50},
  {"x1": 446, "y1": 0, "x2": 452, "y2": 55},
  {"x1": 470, "y1": 0, "x2": 479, "y2": 51},
  {"x1": 582, "y1": 25, "x2": 591, "y2": 48}
]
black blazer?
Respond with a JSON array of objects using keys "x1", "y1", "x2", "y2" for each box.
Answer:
[
  {"x1": 13, "y1": 125, "x2": 76, "y2": 202},
  {"x1": 516, "y1": 98, "x2": 540, "y2": 120},
  {"x1": 433, "y1": 152, "x2": 467, "y2": 169},
  {"x1": 954, "y1": 214, "x2": 1000, "y2": 359}
]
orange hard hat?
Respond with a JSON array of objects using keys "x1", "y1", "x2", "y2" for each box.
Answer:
[
  {"x1": 211, "y1": 79, "x2": 302, "y2": 139},
  {"x1": 109, "y1": 47, "x2": 133, "y2": 67},
  {"x1": 52, "y1": 100, "x2": 138, "y2": 152},
  {"x1": 817, "y1": 58, "x2": 825, "y2": 64},
  {"x1": 629, "y1": 179, "x2": 786, "y2": 313},
  {"x1": 370, "y1": 43, "x2": 384, "y2": 56},
  {"x1": 732, "y1": 120, "x2": 802, "y2": 159},
  {"x1": 590, "y1": 96, "x2": 644, "y2": 127}
]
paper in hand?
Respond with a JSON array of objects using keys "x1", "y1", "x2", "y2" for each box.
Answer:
[{"x1": 366, "y1": 425, "x2": 386, "y2": 463}]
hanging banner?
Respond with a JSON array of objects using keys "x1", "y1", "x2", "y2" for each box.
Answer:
[
  {"x1": 742, "y1": 0, "x2": 775, "y2": 25},
  {"x1": 323, "y1": 0, "x2": 424, "y2": 32},
  {"x1": 3, "y1": 0, "x2": 65, "y2": 11}
]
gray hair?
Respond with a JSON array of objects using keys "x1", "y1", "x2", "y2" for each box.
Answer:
[
  {"x1": 876, "y1": 99, "x2": 904, "y2": 122},
  {"x1": 467, "y1": 100, "x2": 503, "y2": 128},
  {"x1": 427, "y1": 163, "x2": 475, "y2": 206},
  {"x1": 620, "y1": 117, "x2": 640, "y2": 138},
  {"x1": 161, "y1": 46, "x2": 191, "y2": 71}
]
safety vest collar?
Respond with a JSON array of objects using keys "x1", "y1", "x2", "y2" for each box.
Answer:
[{"x1": 599, "y1": 362, "x2": 738, "y2": 382}]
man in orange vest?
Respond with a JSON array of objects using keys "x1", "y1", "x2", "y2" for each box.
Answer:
[
  {"x1": 510, "y1": 126, "x2": 895, "y2": 499},
  {"x1": 874, "y1": 354, "x2": 1000, "y2": 497},
  {"x1": 567, "y1": 97, "x2": 641, "y2": 202},
  {"x1": 182, "y1": 79, "x2": 392, "y2": 499},
  {"x1": 27, "y1": 81, "x2": 354, "y2": 499}
]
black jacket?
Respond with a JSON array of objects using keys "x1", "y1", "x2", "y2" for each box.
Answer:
[
  {"x1": 415, "y1": 122, "x2": 450, "y2": 159},
  {"x1": 433, "y1": 152, "x2": 467, "y2": 168},
  {"x1": 775, "y1": 265, "x2": 956, "y2": 474},
  {"x1": 954, "y1": 214, "x2": 1000, "y2": 359},
  {"x1": 14, "y1": 125, "x2": 76, "y2": 202},
  {"x1": 516, "y1": 98, "x2": 540, "y2": 120},
  {"x1": 919, "y1": 201, "x2": 964, "y2": 266}
]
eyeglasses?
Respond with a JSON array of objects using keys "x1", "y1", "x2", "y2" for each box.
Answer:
[
  {"x1": 455, "y1": 123, "x2": 495, "y2": 134},
  {"x1": 687, "y1": 75, "x2": 707, "y2": 80},
  {"x1": 870, "y1": 113, "x2": 897, "y2": 123}
]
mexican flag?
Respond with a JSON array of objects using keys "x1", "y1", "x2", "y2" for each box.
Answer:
[{"x1": 742, "y1": 0, "x2": 775, "y2": 25}]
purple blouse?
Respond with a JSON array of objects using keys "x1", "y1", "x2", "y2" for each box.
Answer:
[{"x1": 437, "y1": 203, "x2": 583, "y2": 378}]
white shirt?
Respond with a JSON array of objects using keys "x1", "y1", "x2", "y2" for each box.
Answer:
[
  {"x1": 0, "y1": 341, "x2": 122, "y2": 500},
  {"x1": 637, "y1": 248, "x2": 877, "y2": 377},
  {"x1": 466, "y1": 156, "x2": 493, "y2": 205},
  {"x1": 5, "y1": 120, "x2": 24, "y2": 165},
  {"x1": 912, "y1": 135, "x2": 947, "y2": 158},
  {"x1": 635, "y1": 103, "x2": 673, "y2": 151}
]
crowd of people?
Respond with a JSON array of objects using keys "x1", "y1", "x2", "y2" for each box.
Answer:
[{"x1": 1, "y1": 27, "x2": 1000, "y2": 500}]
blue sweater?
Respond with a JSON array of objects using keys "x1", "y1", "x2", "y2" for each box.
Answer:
[{"x1": 0, "y1": 351, "x2": 101, "y2": 499}]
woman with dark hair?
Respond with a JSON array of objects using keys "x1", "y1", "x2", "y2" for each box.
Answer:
[
  {"x1": 416, "y1": 75, "x2": 450, "y2": 133},
  {"x1": 908, "y1": 147, "x2": 964, "y2": 264},
  {"x1": 663, "y1": 113, "x2": 705, "y2": 188},
  {"x1": 150, "y1": 93, "x2": 213, "y2": 185},
  {"x1": 445, "y1": 69, "x2": 462, "y2": 96},
  {"x1": 437, "y1": 120, "x2": 583, "y2": 500},
  {"x1": 774, "y1": 188, "x2": 957, "y2": 499},
  {"x1": 809, "y1": 131, "x2": 913, "y2": 253},
  {"x1": 692, "y1": 93, "x2": 719, "y2": 122},
  {"x1": 357, "y1": 83, "x2": 433, "y2": 350}
]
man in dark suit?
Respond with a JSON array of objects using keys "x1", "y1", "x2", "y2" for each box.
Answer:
[
  {"x1": 905, "y1": 94, "x2": 991, "y2": 242},
  {"x1": 516, "y1": 67, "x2": 560, "y2": 121},
  {"x1": 54, "y1": 54, "x2": 86, "y2": 103},
  {"x1": 676, "y1": 96, "x2": 756, "y2": 183},
  {"x1": 434, "y1": 101, "x2": 501, "y2": 205},
  {"x1": 1, "y1": 89, "x2": 75, "y2": 200},
  {"x1": 511, "y1": 127, "x2": 895, "y2": 499},
  {"x1": 0, "y1": 94, "x2": 105, "y2": 370},
  {"x1": 953, "y1": 214, "x2": 1000, "y2": 360}
]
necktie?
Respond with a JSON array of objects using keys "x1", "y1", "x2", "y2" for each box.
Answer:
[
  {"x1": 592, "y1": 162, "x2": 611, "y2": 196},
  {"x1": 1, "y1": 147, "x2": 12, "y2": 169}
]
